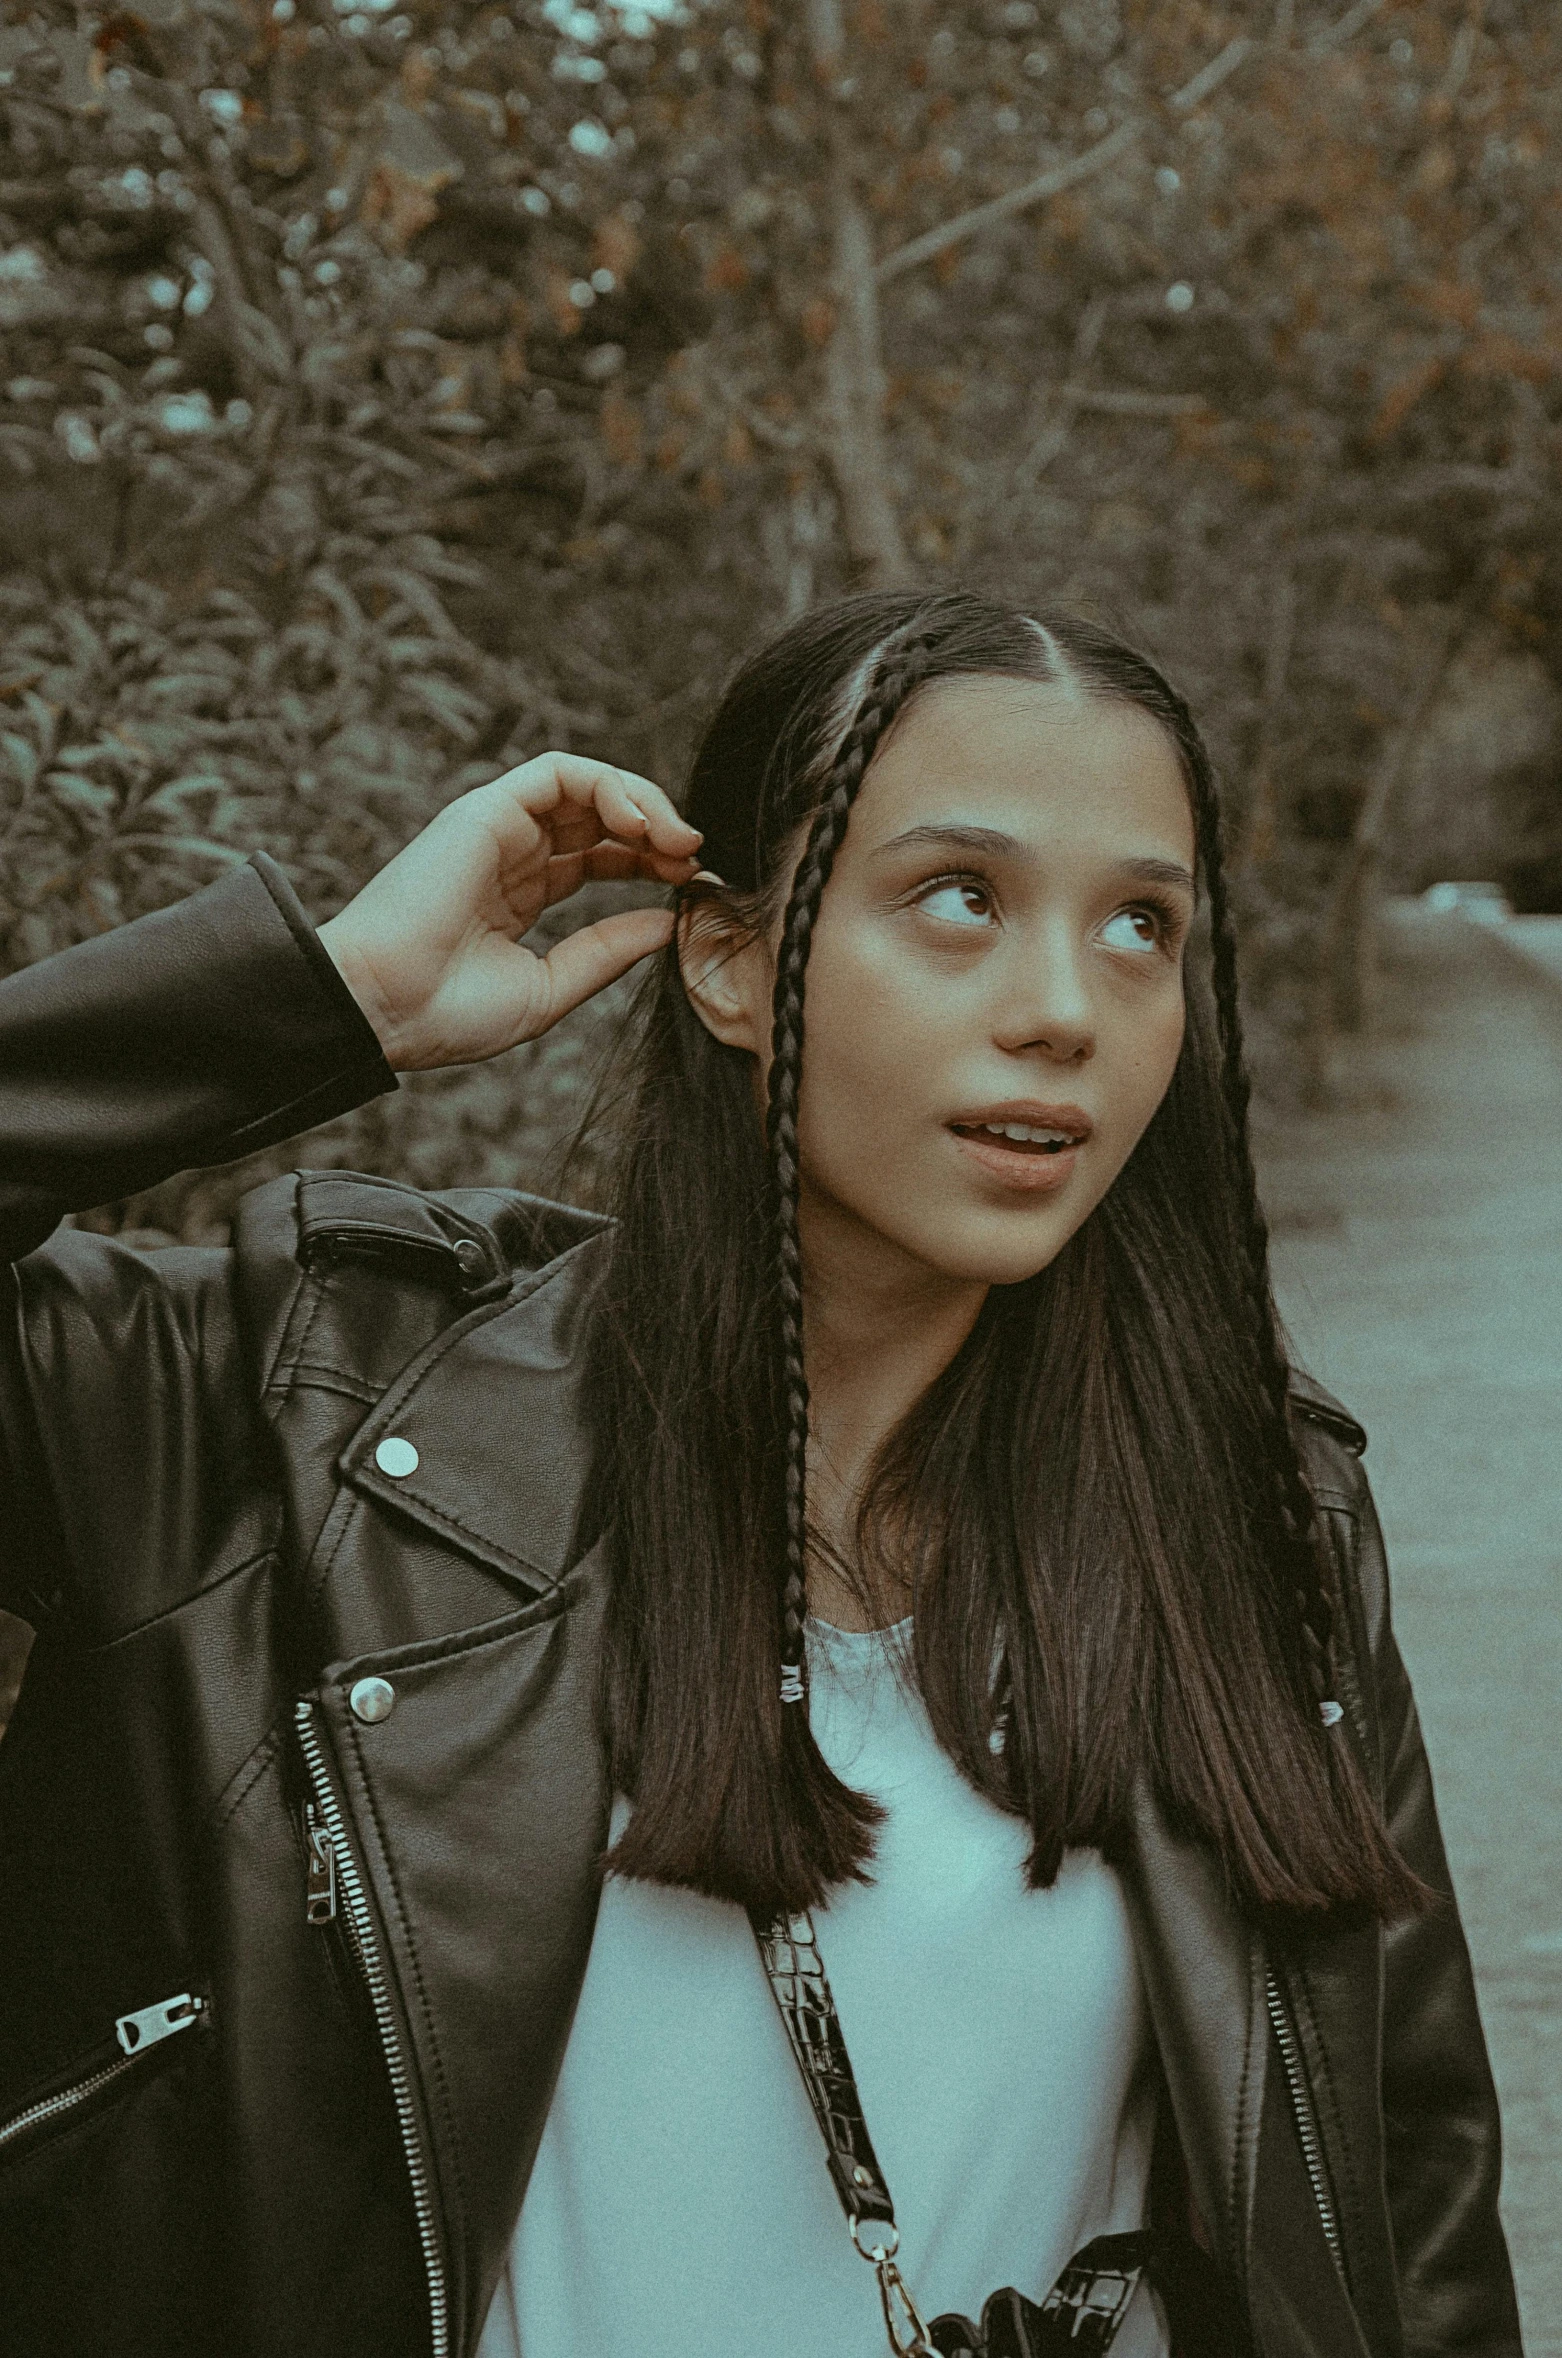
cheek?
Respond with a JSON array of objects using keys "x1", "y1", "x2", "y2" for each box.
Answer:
[
  {"x1": 789, "y1": 928, "x2": 939, "y2": 1153},
  {"x1": 1105, "y1": 985, "x2": 1186, "y2": 1143}
]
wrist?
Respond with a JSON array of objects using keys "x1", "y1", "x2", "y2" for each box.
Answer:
[{"x1": 317, "y1": 918, "x2": 406, "y2": 1070}]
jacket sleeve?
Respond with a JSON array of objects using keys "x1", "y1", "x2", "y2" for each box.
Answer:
[
  {"x1": 0, "y1": 854, "x2": 395, "y2": 1622},
  {"x1": 1358, "y1": 1476, "x2": 1525, "y2": 2355}
]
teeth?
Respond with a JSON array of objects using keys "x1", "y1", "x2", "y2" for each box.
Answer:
[{"x1": 980, "y1": 1121, "x2": 1073, "y2": 1144}]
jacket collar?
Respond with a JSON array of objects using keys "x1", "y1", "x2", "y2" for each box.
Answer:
[{"x1": 336, "y1": 1228, "x2": 610, "y2": 1594}]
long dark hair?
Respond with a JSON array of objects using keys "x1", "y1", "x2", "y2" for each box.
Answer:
[{"x1": 584, "y1": 589, "x2": 1419, "y2": 1923}]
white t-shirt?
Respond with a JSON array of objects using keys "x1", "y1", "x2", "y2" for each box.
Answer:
[{"x1": 478, "y1": 1617, "x2": 1167, "y2": 2358}]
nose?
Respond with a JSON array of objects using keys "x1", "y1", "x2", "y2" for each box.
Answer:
[{"x1": 990, "y1": 918, "x2": 1096, "y2": 1064}]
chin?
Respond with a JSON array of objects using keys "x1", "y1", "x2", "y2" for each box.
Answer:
[{"x1": 898, "y1": 1212, "x2": 1084, "y2": 1290}]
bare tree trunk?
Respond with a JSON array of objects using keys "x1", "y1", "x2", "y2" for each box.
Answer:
[
  {"x1": 1302, "y1": 606, "x2": 1471, "y2": 1100},
  {"x1": 1235, "y1": 562, "x2": 1297, "y2": 882},
  {"x1": 806, "y1": 0, "x2": 913, "y2": 587}
]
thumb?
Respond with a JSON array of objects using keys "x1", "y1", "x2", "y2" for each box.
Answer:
[{"x1": 535, "y1": 906, "x2": 676, "y2": 1030}]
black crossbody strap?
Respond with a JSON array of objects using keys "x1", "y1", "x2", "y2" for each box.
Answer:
[
  {"x1": 750, "y1": 1907, "x2": 1156, "y2": 2358},
  {"x1": 749, "y1": 1908, "x2": 897, "y2": 2230}
]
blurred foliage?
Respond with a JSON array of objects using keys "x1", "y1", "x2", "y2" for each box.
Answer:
[
  {"x1": 0, "y1": 0, "x2": 1560, "y2": 1200},
  {"x1": 2, "y1": 0, "x2": 1562, "y2": 1712}
]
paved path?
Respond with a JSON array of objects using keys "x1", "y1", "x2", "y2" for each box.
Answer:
[
  {"x1": 1257, "y1": 906, "x2": 1562, "y2": 2353},
  {"x1": 1504, "y1": 915, "x2": 1562, "y2": 991}
]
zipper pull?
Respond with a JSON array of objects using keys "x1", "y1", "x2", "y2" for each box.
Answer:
[
  {"x1": 115, "y1": 1992, "x2": 206, "y2": 2055},
  {"x1": 304, "y1": 1800, "x2": 338, "y2": 1925}
]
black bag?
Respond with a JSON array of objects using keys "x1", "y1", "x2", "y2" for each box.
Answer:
[{"x1": 751, "y1": 1908, "x2": 1156, "y2": 2358}]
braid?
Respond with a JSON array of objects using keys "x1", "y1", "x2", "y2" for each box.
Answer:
[
  {"x1": 1185, "y1": 718, "x2": 1342, "y2": 1726},
  {"x1": 767, "y1": 632, "x2": 935, "y2": 1703},
  {"x1": 754, "y1": 602, "x2": 1343, "y2": 1735}
]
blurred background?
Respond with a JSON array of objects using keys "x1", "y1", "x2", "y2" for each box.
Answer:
[{"x1": 0, "y1": 0, "x2": 1559, "y2": 2335}]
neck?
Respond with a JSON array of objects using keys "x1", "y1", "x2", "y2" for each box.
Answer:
[{"x1": 797, "y1": 1189, "x2": 988, "y2": 1630}]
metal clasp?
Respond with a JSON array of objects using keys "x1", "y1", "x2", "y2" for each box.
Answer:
[
  {"x1": 849, "y1": 2218, "x2": 938, "y2": 2357},
  {"x1": 115, "y1": 1992, "x2": 206, "y2": 2055},
  {"x1": 875, "y1": 2256, "x2": 938, "y2": 2357}
]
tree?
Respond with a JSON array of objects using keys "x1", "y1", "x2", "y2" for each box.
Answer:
[{"x1": 2, "y1": 0, "x2": 1559, "y2": 1112}]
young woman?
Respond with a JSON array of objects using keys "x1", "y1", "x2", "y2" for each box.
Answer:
[{"x1": 0, "y1": 591, "x2": 1521, "y2": 2358}]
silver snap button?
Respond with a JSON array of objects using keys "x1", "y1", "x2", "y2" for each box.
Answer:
[
  {"x1": 453, "y1": 1238, "x2": 487, "y2": 1281},
  {"x1": 374, "y1": 1436, "x2": 419, "y2": 1479},
  {"x1": 852, "y1": 2165, "x2": 872, "y2": 2188},
  {"x1": 349, "y1": 1676, "x2": 396, "y2": 1725}
]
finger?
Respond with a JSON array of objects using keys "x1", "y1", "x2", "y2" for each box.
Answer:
[
  {"x1": 540, "y1": 845, "x2": 699, "y2": 913},
  {"x1": 540, "y1": 818, "x2": 688, "y2": 871},
  {"x1": 546, "y1": 756, "x2": 702, "y2": 858},
  {"x1": 538, "y1": 845, "x2": 641, "y2": 910},
  {"x1": 483, "y1": 753, "x2": 699, "y2": 854},
  {"x1": 566, "y1": 842, "x2": 644, "y2": 885},
  {"x1": 538, "y1": 906, "x2": 677, "y2": 1025},
  {"x1": 606, "y1": 846, "x2": 704, "y2": 884},
  {"x1": 544, "y1": 806, "x2": 616, "y2": 857},
  {"x1": 538, "y1": 851, "x2": 590, "y2": 910}
]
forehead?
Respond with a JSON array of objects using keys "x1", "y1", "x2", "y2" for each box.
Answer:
[{"x1": 851, "y1": 675, "x2": 1194, "y2": 858}]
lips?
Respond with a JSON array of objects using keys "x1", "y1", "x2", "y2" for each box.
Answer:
[
  {"x1": 947, "y1": 1101, "x2": 1091, "y2": 1192},
  {"x1": 948, "y1": 1102, "x2": 1091, "y2": 1152}
]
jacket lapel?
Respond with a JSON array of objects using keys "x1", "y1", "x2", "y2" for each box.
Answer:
[{"x1": 336, "y1": 1230, "x2": 609, "y2": 1593}]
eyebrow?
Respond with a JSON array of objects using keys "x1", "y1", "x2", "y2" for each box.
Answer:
[{"x1": 873, "y1": 822, "x2": 1196, "y2": 893}]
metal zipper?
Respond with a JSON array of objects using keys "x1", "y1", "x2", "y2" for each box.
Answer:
[
  {"x1": 1265, "y1": 1967, "x2": 1344, "y2": 2276},
  {"x1": 295, "y1": 1700, "x2": 449, "y2": 2358},
  {"x1": 304, "y1": 1800, "x2": 339, "y2": 1925},
  {"x1": 0, "y1": 1992, "x2": 205, "y2": 2156}
]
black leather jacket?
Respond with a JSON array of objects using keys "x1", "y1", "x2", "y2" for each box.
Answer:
[{"x1": 0, "y1": 858, "x2": 1523, "y2": 2358}]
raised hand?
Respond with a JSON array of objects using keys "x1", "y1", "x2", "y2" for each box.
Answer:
[{"x1": 317, "y1": 753, "x2": 702, "y2": 1072}]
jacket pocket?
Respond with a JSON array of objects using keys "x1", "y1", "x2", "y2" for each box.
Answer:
[{"x1": 0, "y1": 1991, "x2": 208, "y2": 2164}]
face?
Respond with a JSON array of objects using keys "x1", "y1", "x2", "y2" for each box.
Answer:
[{"x1": 682, "y1": 675, "x2": 1197, "y2": 1302}]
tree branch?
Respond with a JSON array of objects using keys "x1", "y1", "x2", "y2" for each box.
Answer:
[
  {"x1": 1307, "y1": 0, "x2": 1387, "y2": 53},
  {"x1": 1063, "y1": 387, "x2": 1212, "y2": 415},
  {"x1": 876, "y1": 0, "x2": 1389, "y2": 288},
  {"x1": 875, "y1": 120, "x2": 1140, "y2": 286},
  {"x1": 875, "y1": 36, "x2": 1254, "y2": 285},
  {"x1": 1019, "y1": 296, "x2": 1110, "y2": 478},
  {"x1": 1434, "y1": 3, "x2": 1485, "y2": 105}
]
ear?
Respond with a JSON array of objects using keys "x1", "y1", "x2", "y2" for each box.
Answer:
[{"x1": 677, "y1": 888, "x2": 771, "y2": 1056}]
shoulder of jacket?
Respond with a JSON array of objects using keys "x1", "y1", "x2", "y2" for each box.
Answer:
[
  {"x1": 1286, "y1": 1367, "x2": 1392, "y2": 1687},
  {"x1": 1287, "y1": 1367, "x2": 1366, "y2": 1458},
  {"x1": 229, "y1": 1167, "x2": 611, "y2": 1404},
  {"x1": 1285, "y1": 1366, "x2": 1366, "y2": 1453},
  {"x1": 291, "y1": 1167, "x2": 609, "y2": 1287},
  {"x1": 1286, "y1": 1367, "x2": 1377, "y2": 1554}
]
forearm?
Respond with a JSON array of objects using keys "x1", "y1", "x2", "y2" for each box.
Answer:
[{"x1": 0, "y1": 853, "x2": 395, "y2": 1265}]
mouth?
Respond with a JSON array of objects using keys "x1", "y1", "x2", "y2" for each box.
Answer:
[
  {"x1": 950, "y1": 1119, "x2": 1080, "y2": 1155},
  {"x1": 946, "y1": 1104, "x2": 1092, "y2": 1192}
]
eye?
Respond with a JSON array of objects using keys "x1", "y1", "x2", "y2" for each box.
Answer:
[
  {"x1": 918, "y1": 876, "x2": 995, "y2": 927},
  {"x1": 1100, "y1": 904, "x2": 1169, "y2": 953}
]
